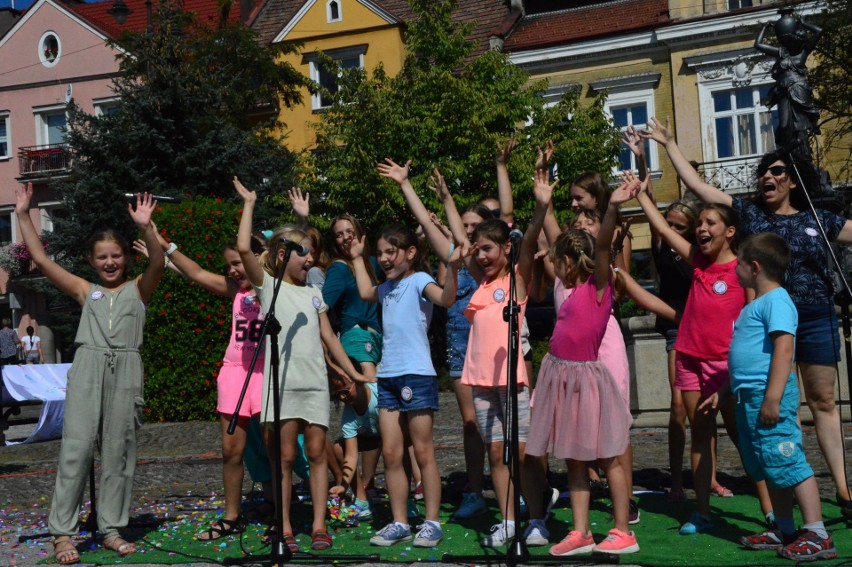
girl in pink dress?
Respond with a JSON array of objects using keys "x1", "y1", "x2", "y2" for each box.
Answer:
[{"x1": 524, "y1": 174, "x2": 640, "y2": 557}]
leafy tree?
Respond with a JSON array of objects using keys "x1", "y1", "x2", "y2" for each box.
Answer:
[
  {"x1": 50, "y1": 0, "x2": 306, "y2": 271},
  {"x1": 811, "y1": 0, "x2": 852, "y2": 179},
  {"x1": 292, "y1": 0, "x2": 621, "y2": 233}
]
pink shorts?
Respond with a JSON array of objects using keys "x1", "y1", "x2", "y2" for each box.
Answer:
[
  {"x1": 674, "y1": 352, "x2": 729, "y2": 398},
  {"x1": 217, "y1": 362, "x2": 264, "y2": 417}
]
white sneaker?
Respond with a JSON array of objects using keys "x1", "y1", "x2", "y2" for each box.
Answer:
[
  {"x1": 524, "y1": 519, "x2": 550, "y2": 546},
  {"x1": 482, "y1": 522, "x2": 515, "y2": 547}
]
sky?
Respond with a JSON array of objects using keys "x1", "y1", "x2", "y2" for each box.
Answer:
[{"x1": 0, "y1": 0, "x2": 109, "y2": 9}]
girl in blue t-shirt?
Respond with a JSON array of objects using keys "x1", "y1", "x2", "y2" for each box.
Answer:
[{"x1": 349, "y1": 221, "x2": 464, "y2": 548}]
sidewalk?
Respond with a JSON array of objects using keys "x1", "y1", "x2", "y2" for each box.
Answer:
[{"x1": 0, "y1": 393, "x2": 848, "y2": 566}]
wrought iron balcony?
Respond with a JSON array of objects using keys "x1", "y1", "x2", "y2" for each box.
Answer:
[
  {"x1": 18, "y1": 144, "x2": 71, "y2": 178},
  {"x1": 688, "y1": 155, "x2": 760, "y2": 197}
]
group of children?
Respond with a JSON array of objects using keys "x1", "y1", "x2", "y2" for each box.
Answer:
[{"x1": 20, "y1": 128, "x2": 838, "y2": 564}]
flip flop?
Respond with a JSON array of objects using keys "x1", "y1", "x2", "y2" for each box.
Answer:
[
  {"x1": 52, "y1": 537, "x2": 80, "y2": 565},
  {"x1": 195, "y1": 517, "x2": 245, "y2": 541}
]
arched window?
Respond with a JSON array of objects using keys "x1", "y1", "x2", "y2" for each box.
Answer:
[{"x1": 327, "y1": 0, "x2": 341, "y2": 22}]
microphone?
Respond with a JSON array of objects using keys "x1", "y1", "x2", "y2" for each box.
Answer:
[
  {"x1": 124, "y1": 193, "x2": 183, "y2": 204},
  {"x1": 281, "y1": 238, "x2": 310, "y2": 257},
  {"x1": 509, "y1": 228, "x2": 523, "y2": 245}
]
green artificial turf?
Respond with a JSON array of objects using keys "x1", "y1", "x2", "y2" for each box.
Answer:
[{"x1": 45, "y1": 492, "x2": 850, "y2": 565}]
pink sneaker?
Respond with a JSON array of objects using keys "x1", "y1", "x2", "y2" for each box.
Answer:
[
  {"x1": 549, "y1": 530, "x2": 595, "y2": 556},
  {"x1": 594, "y1": 528, "x2": 639, "y2": 554}
]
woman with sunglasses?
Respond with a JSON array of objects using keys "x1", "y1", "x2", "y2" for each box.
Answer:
[{"x1": 642, "y1": 116, "x2": 852, "y2": 514}]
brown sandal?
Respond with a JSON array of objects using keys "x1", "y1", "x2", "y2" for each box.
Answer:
[
  {"x1": 52, "y1": 537, "x2": 80, "y2": 565},
  {"x1": 103, "y1": 534, "x2": 136, "y2": 556}
]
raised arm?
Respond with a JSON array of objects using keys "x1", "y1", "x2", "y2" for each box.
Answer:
[
  {"x1": 150, "y1": 222, "x2": 232, "y2": 297},
  {"x1": 596, "y1": 176, "x2": 639, "y2": 295},
  {"x1": 519, "y1": 169, "x2": 557, "y2": 301},
  {"x1": 754, "y1": 23, "x2": 780, "y2": 57},
  {"x1": 635, "y1": 175, "x2": 695, "y2": 264},
  {"x1": 496, "y1": 137, "x2": 517, "y2": 224},
  {"x1": 429, "y1": 168, "x2": 484, "y2": 280},
  {"x1": 378, "y1": 159, "x2": 452, "y2": 262},
  {"x1": 799, "y1": 17, "x2": 822, "y2": 53},
  {"x1": 234, "y1": 177, "x2": 265, "y2": 288},
  {"x1": 288, "y1": 187, "x2": 310, "y2": 229},
  {"x1": 130, "y1": 193, "x2": 165, "y2": 303},
  {"x1": 640, "y1": 117, "x2": 732, "y2": 206},
  {"x1": 620, "y1": 268, "x2": 679, "y2": 323},
  {"x1": 348, "y1": 236, "x2": 379, "y2": 303},
  {"x1": 15, "y1": 183, "x2": 90, "y2": 304},
  {"x1": 423, "y1": 243, "x2": 465, "y2": 308}
]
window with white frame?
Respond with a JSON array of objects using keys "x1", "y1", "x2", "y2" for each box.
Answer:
[
  {"x1": 727, "y1": 0, "x2": 752, "y2": 9},
  {"x1": 710, "y1": 84, "x2": 777, "y2": 159},
  {"x1": 94, "y1": 98, "x2": 121, "y2": 117},
  {"x1": 304, "y1": 45, "x2": 366, "y2": 111},
  {"x1": 39, "y1": 202, "x2": 64, "y2": 233},
  {"x1": 0, "y1": 112, "x2": 9, "y2": 159},
  {"x1": 35, "y1": 107, "x2": 67, "y2": 146},
  {"x1": 591, "y1": 74, "x2": 661, "y2": 175},
  {"x1": 327, "y1": 0, "x2": 341, "y2": 22}
]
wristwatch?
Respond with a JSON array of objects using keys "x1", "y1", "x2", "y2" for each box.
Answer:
[{"x1": 165, "y1": 242, "x2": 178, "y2": 256}]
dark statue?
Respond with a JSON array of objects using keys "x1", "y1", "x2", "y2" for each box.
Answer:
[{"x1": 754, "y1": 8, "x2": 822, "y2": 162}]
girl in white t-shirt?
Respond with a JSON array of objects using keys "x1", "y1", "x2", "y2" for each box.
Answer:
[{"x1": 22, "y1": 326, "x2": 43, "y2": 364}]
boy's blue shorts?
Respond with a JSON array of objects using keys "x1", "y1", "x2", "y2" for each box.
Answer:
[{"x1": 735, "y1": 378, "x2": 813, "y2": 489}]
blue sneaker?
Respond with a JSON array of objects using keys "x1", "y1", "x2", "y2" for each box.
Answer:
[
  {"x1": 413, "y1": 520, "x2": 444, "y2": 547},
  {"x1": 354, "y1": 497, "x2": 372, "y2": 520},
  {"x1": 369, "y1": 522, "x2": 412, "y2": 546},
  {"x1": 679, "y1": 512, "x2": 714, "y2": 535},
  {"x1": 454, "y1": 492, "x2": 487, "y2": 519}
]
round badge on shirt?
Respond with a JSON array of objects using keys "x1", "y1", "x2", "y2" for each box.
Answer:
[
  {"x1": 91, "y1": 290, "x2": 104, "y2": 301},
  {"x1": 312, "y1": 296, "x2": 322, "y2": 309},
  {"x1": 493, "y1": 288, "x2": 506, "y2": 302},
  {"x1": 805, "y1": 227, "x2": 818, "y2": 237},
  {"x1": 365, "y1": 342, "x2": 373, "y2": 354},
  {"x1": 401, "y1": 386, "x2": 413, "y2": 402},
  {"x1": 243, "y1": 295, "x2": 256, "y2": 305},
  {"x1": 712, "y1": 281, "x2": 728, "y2": 295}
]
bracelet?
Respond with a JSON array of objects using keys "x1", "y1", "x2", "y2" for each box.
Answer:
[{"x1": 165, "y1": 242, "x2": 178, "y2": 256}]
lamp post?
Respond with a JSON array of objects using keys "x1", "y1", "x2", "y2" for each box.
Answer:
[{"x1": 108, "y1": 0, "x2": 154, "y2": 36}]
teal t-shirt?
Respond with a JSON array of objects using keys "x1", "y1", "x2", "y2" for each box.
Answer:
[{"x1": 322, "y1": 258, "x2": 381, "y2": 334}]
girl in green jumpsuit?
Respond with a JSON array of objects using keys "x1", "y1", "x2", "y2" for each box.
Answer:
[{"x1": 15, "y1": 184, "x2": 164, "y2": 565}]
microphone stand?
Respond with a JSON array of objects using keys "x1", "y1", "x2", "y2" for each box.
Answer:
[
  {"x1": 443, "y1": 238, "x2": 615, "y2": 565},
  {"x1": 224, "y1": 249, "x2": 378, "y2": 566}
]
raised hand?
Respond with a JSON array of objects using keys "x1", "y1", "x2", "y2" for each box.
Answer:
[
  {"x1": 428, "y1": 168, "x2": 451, "y2": 201},
  {"x1": 533, "y1": 167, "x2": 557, "y2": 206},
  {"x1": 132, "y1": 239, "x2": 149, "y2": 258},
  {"x1": 639, "y1": 116, "x2": 674, "y2": 145},
  {"x1": 377, "y1": 158, "x2": 411, "y2": 186},
  {"x1": 348, "y1": 234, "x2": 366, "y2": 259},
  {"x1": 496, "y1": 136, "x2": 517, "y2": 165},
  {"x1": 429, "y1": 212, "x2": 453, "y2": 239},
  {"x1": 535, "y1": 140, "x2": 555, "y2": 171},
  {"x1": 288, "y1": 187, "x2": 310, "y2": 219},
  {"x1": 621, "y1": 125, "x2": 644, "y2": 157},
  {"x1": 611, "y1": 171, "x2": 642, "y2": 205},
  {"x1": 448, "y1": 239, "x2": 469, "y2": 269},
  {"x1": 15, "y1": 183, "x2": 34, "y2": 215},
  {"x1": 233, "y1": 176, "x2": 256, "y2": 204},
  {"x1": 128, "y1": 192, "x2": 157, "y2": 228}
]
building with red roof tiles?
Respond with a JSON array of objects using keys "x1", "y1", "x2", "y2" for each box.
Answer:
[
  {"x1": 0, "y1": 0, "x2": 255, "y2": 355},
  {"x1": 250, "y1": 0, "x2": 519, "y2": 150}
]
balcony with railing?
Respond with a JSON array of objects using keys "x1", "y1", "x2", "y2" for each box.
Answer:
[
  {"x1": 17, "y1": 144, "x2": 71, "y2": 178},
  {"x1": 686, "y1": 155, "x2": 760, "y2": 197}
]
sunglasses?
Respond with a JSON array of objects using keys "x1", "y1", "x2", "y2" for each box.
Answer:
[{"x1": 758, "y1": 165, "x2": 787, "y2": 177}]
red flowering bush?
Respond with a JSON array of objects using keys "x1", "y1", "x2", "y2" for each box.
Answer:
[{"x1": 141, "y1": 196, "x2": 241, "y2": 421}]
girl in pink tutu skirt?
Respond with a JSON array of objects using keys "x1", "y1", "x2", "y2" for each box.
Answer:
[{"x1": 522, "y1": 172, "x2": 640, "y2": 557}]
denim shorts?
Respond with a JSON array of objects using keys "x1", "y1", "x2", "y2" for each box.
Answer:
[
  {"x1": 795, "y1": 303, "x2": 840, "y2": 364},
  {"x1": 735, "y1": 378, "x2": 813, "y2": 489},
  {"x1": 377, "y1": 375, "x2": 439, "y2": 412},
  {"x1": 446, "y1": 325, "x2": 470, "y2": 378},
  {"x1": 664, "y1": 328, "x2": 678, "y2": 353}
]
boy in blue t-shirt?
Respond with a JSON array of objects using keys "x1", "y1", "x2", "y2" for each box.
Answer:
[{"x1": 727, "y1": 233, "x2": 835, "y2": 562}]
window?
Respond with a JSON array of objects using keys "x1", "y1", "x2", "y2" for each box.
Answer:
[
  {"x1": 39, "y1": 202, "x2": 64, "y2": 233},
  {"x1": 94, "y1": 99, "x2": 121, "y2": 117},
  {"x1": 604, "y1": 92, "x2": 658, "y2": 173},
  {"x1": 710, "y1": 85, "x2": 777, "y2": 159},
  {"x1": 727, "y1": 0, "x2": 752, "y2": 9},
  {"x1": 39, "y1": 32, "x2": 61, "y2": 67},
  {"x1": 35, "y1": 107, "x2": 67, "y2": 146},
  {"x1": 327, "y1": 0, "x2": 341, "y2": 22},
  {"x1": 304, "y1": 45, "x2": 366, "y2": 111},
  {"x1": 0, "y1": 209, "x2": 14, "y2": 247},
  {"x1": 0, "y1": 112, "x2": 9, "y2": 159}
]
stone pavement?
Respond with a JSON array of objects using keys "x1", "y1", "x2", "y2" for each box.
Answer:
[{"x1": 0, "y1": 394, "x2": 848, "y2": 566}]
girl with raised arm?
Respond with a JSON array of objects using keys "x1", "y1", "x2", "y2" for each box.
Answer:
[{"x1": 16, "y1": 185, "x2": 164, "y2": 564}]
